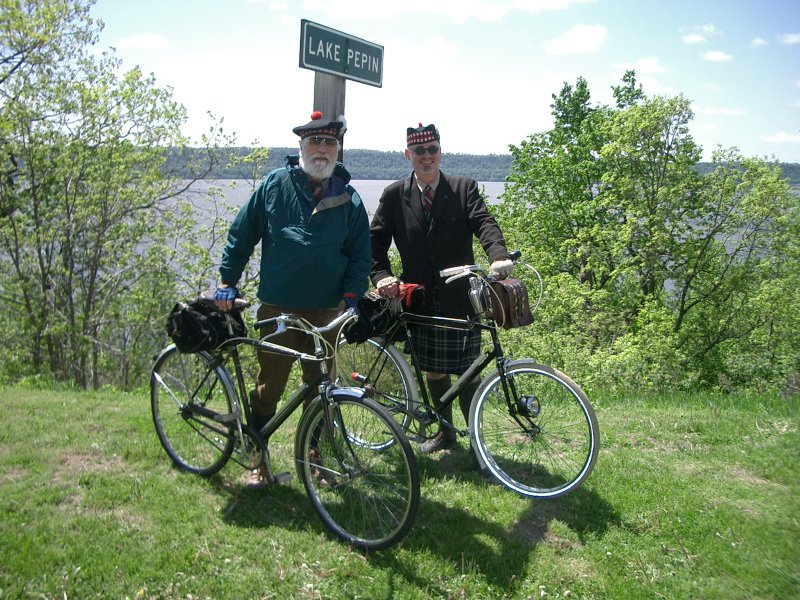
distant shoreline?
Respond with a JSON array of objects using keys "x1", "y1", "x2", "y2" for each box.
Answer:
[{"x1": 166, "y1": 147, "x2": 800, "y2": 186}]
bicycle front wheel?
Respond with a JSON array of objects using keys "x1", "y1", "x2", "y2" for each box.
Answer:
[
  {"x1": 471, "y1": 360, "x2": 599, "y2": 499},
  {"x1": 336, "y1": 336, "x2": 419, "y2": 435},
  {"x1": 295, "y1": 393, "x2": 420, "y2": 551},
  {"x1": 150, "y1": 345, "x2": 236, "y2": 476}
]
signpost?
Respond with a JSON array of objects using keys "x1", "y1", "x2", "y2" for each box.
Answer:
[{"x1": 299, "y1": 20, "x2": 383, "y2": 160}]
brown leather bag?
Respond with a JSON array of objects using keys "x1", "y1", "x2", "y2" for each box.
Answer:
[{"x1": 488, "y1": 278, "x2": 534, "y2": 329}]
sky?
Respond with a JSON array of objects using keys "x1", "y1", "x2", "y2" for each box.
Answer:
[{"x1": 90, "y1": 0, "x2": 800, "y2": 162}]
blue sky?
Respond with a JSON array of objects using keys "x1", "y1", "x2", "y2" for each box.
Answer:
[{"x1": 91, "y1": 0, "x2": 800, "y2": 162}]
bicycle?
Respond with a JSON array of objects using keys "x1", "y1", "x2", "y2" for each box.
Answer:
[
  {"x1": 336, "y1": 252, "x2": 599, "y2": 499},
  {"x1": 150, "y1": 294, "x2": 420, "y2": 551}
]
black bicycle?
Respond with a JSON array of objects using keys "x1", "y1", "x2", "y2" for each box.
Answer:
[
  {"x1": 150, "y1": 295, "x2": 420, "y2": 550},
  {"x1": 336, "y1": 253, "x2": 599, "y2": 499}
]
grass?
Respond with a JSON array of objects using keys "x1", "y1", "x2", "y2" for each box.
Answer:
[{"x1": 0, "y1": 385, "x2": 798, "y2": 599}]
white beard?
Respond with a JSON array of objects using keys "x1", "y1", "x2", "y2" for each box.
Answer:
[{"x1": 299, "y1": 153, "x2": 336, "y2": 180}]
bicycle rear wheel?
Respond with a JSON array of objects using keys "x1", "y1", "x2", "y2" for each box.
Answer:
[
  {"x1": 295, "y1": 393, "x2": 420, "y2": 551},
  {"x1": 150, "y1": 345, "x2": 236, "y2": 476},
  {"x1": 336, "y1": 336, "x2": 419, "y2": 435},
  {"x1": 471, "y1": 360, "x2": 599, "y2": 499}
]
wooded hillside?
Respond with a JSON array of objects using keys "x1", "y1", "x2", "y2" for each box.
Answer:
[{"x1": 170, "y1": 147, "x2": 800, "y2": 185}]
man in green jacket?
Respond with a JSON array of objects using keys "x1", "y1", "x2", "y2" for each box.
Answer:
[{"x1": 214, "y1": 111, "x2": 371, "y2": 488}]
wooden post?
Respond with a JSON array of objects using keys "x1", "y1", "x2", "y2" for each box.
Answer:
[{"x1": 313, "y1": 72, "x2": 346, "y2": 162}]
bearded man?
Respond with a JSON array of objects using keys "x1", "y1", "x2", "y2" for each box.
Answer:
[{"x1": 213, "y1": 111, "x2": 371, "y2": 488}]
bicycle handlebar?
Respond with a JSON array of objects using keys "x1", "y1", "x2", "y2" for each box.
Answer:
[
  {"x1": 257, "y1": 307, "x2": 356, "y2": 335},
  {"x1": 438, "y1": 250, "x2": 523, "y2": 283}
]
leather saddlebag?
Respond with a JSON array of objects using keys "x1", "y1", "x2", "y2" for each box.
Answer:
[{"x1": 488, "y1": 278, "x2": 534, "y2": 329}]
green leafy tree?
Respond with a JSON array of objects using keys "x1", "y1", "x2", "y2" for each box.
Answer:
[
  {"x1": 498, "y1": 72, "x2": 800, "y2": 393},
  {"x1": 0, "y1": 0, "x2": 233, "y2": 388}
]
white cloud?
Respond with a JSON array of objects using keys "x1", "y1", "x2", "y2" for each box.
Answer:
[
  {"x1": 761, "y1": 132, "x2": 800, "y2": 143},
  {"x1": 514, "y1": 0, "x2": 596, "y2": 12},
  {"x1": 681, "y1": 22, "x2": 721, "y2": 44},
  {"x1": 777, "y1": 33, "x2": 800, "y2": 45},
  {"x1": 269, "y1": 1, "x2": 288, "y2": 9},
  {"x1": 610, "y1": 57, "x2": 670, "y2": 93},
  {"x1": 544, "y1": 24, "x2": 608, "y2": 55},
  {"x1": 613, "y1": 57, "x2": 665, "y2": 74},
  {"x1": 682, "y1": 33, "x2": 706, "y2": 44},
  {"x1": 114, "y1": 33, "x2": 169, "y2": 50},
  {"x1": 790, "y1": 100, "x2": 800, "y2": 108},
  {"x1": 750, "y1": 37, "x2": 767, "y2": 48},
  {"x1": 702, "y1": 50, "x2": 733, "y2": 62},
  {"x1": 702, "y1": 82, "x2": 725, "y2": 92},
  {"x1": 699, "y1": 106, "x2": 746, "y2": 116},
  {"x1": 297, "y1": 0, "x2": 595, "y2": 23}
]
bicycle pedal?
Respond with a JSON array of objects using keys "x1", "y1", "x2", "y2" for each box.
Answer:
[{"x1": 272, "y1": 472, "x2": 292, "y2": 484}]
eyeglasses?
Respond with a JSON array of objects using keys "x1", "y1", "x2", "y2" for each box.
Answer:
[
  {"x1": 306, "y1": 136, "x2": 339, "y2": 147},
  {"x1": 411, "y1": 145, "x2": 440, "y2": 156}
]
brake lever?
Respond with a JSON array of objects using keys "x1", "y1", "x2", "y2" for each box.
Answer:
[{"x1": 445, "y1": 270, "x2": 471, "y2": 284}]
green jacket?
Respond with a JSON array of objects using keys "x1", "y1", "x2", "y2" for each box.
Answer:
[{"x1": 219, "y1": 156, "x2": 371, "y2": 309}]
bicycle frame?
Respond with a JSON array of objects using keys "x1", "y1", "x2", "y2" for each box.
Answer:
[
  {"x1": 151, "y1": 303, "x2": 422, "y2": 549},
  {"x1": 206, "y1": 309, "x2": 370, "y2": 474},
  {"x1": 373, "y1": 310, "x2": 513, "y2": 435}
]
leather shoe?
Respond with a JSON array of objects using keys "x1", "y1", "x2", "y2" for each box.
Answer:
[
  {"x1": 245, "y1": 464, "x2": 270, "y2": 489},
  {"x1": 420, "y1": 429, "x2": 457, "y2": 453}
]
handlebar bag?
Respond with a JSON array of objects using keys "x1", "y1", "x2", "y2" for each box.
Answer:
[
  {"x1": 166, "y1": 299, "x2": 246, "y2": 353},
  {"x1": 488, "y1": 278, "x2": 534, "y2": 329},
  {"x1": 343, "y1": 284, "x2": 426, "y2": 344}
]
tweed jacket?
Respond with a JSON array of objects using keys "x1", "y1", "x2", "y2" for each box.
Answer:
[{"x1": 370, "y1": 171, "x2": 510, "y2": 318}]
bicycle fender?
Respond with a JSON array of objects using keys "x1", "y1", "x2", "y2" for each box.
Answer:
[{"x1": 326, "y1": 386, "x2": 370, "y2": 402}]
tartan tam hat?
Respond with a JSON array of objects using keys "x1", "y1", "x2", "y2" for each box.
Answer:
[
  {"x1": 293, "y1": 111, "x2": 346, "y2": 139},
  {"x1": 406, "y1": 123, "x2": 440, "y2": 146}
]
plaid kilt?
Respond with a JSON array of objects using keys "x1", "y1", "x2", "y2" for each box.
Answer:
[{"x1": 406, "y1": 296, "x2": 481, "y2": 375}]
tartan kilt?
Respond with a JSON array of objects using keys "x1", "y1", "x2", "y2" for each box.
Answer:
[{"x1": 406, "y1": 296, "x2": 481, "y2": 375}]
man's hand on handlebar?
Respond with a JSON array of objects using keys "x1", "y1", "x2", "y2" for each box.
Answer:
[
  {"x1": 375, "y1": 276, "x2": 401, "y2": 299},
  {"x1": 214, "y1": 284, "x2": 239, "y2": 312},
  {"x1": 489, "y1": 258, "x2": 514, "y2": 279}
]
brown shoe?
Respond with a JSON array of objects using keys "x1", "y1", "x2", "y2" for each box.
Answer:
[
  {"x1": 420, "y1": 429, "x2": 457, "y2": 453},
  {"x1": 309, "y1": 448, "x2": 338, "y2": 487},
  {"x1": 245, "y1": 464, "x2": 270, "y2": 489}
]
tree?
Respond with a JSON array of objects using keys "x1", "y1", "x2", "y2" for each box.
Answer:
[
  {"x1": 0, "y1": 0, "x2": 232, "y2": 388},
  {"x1": 497, "y1": 72, "x2": 800, "y2": 393}
]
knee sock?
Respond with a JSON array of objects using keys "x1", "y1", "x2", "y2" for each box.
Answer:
[
  {"x1": 249, "y1": 411, "x2": 273, "y2": 444},
  {"x1": 427, "y1": 376, "x2": 452, "y2": 426}
]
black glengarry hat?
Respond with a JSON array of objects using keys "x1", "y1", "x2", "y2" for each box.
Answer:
[
  {"x1": 406, "y1": 123, "x2": 439, "y2": 146},
  {"x1": 293, "y1": 111, "x2": 346, "y2": 139}
]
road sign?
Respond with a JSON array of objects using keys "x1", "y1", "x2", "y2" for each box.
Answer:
[{"x1": 299, "y1": 20, "x2": 383, "y2": 88}]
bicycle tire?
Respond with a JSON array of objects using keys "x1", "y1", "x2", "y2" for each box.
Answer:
[
  {"x1": 295, "y1": 392, "x2": 420, "y2": 551},
  {"x1": 150, "y1": 345, "x2": 237, "y2": 476},
  {"x1": 470, "y1": 360, "x2": 599, "y2": 499},
  {"x1": 336, "y1": 336, "x2": 419, "y2": 435}
]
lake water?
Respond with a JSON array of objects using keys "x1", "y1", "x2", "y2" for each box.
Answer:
[{"x1": 187, "y1": 179, "x2": 507, "y2": 217}]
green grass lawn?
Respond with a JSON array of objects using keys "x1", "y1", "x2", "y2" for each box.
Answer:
[{"x1": 0, "y1": 386, "x2": 797, "y2": 599}]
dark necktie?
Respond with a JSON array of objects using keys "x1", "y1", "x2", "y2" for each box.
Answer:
[{"x1": 422, "y1": 185, "x2": 433, "y2": 213}]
